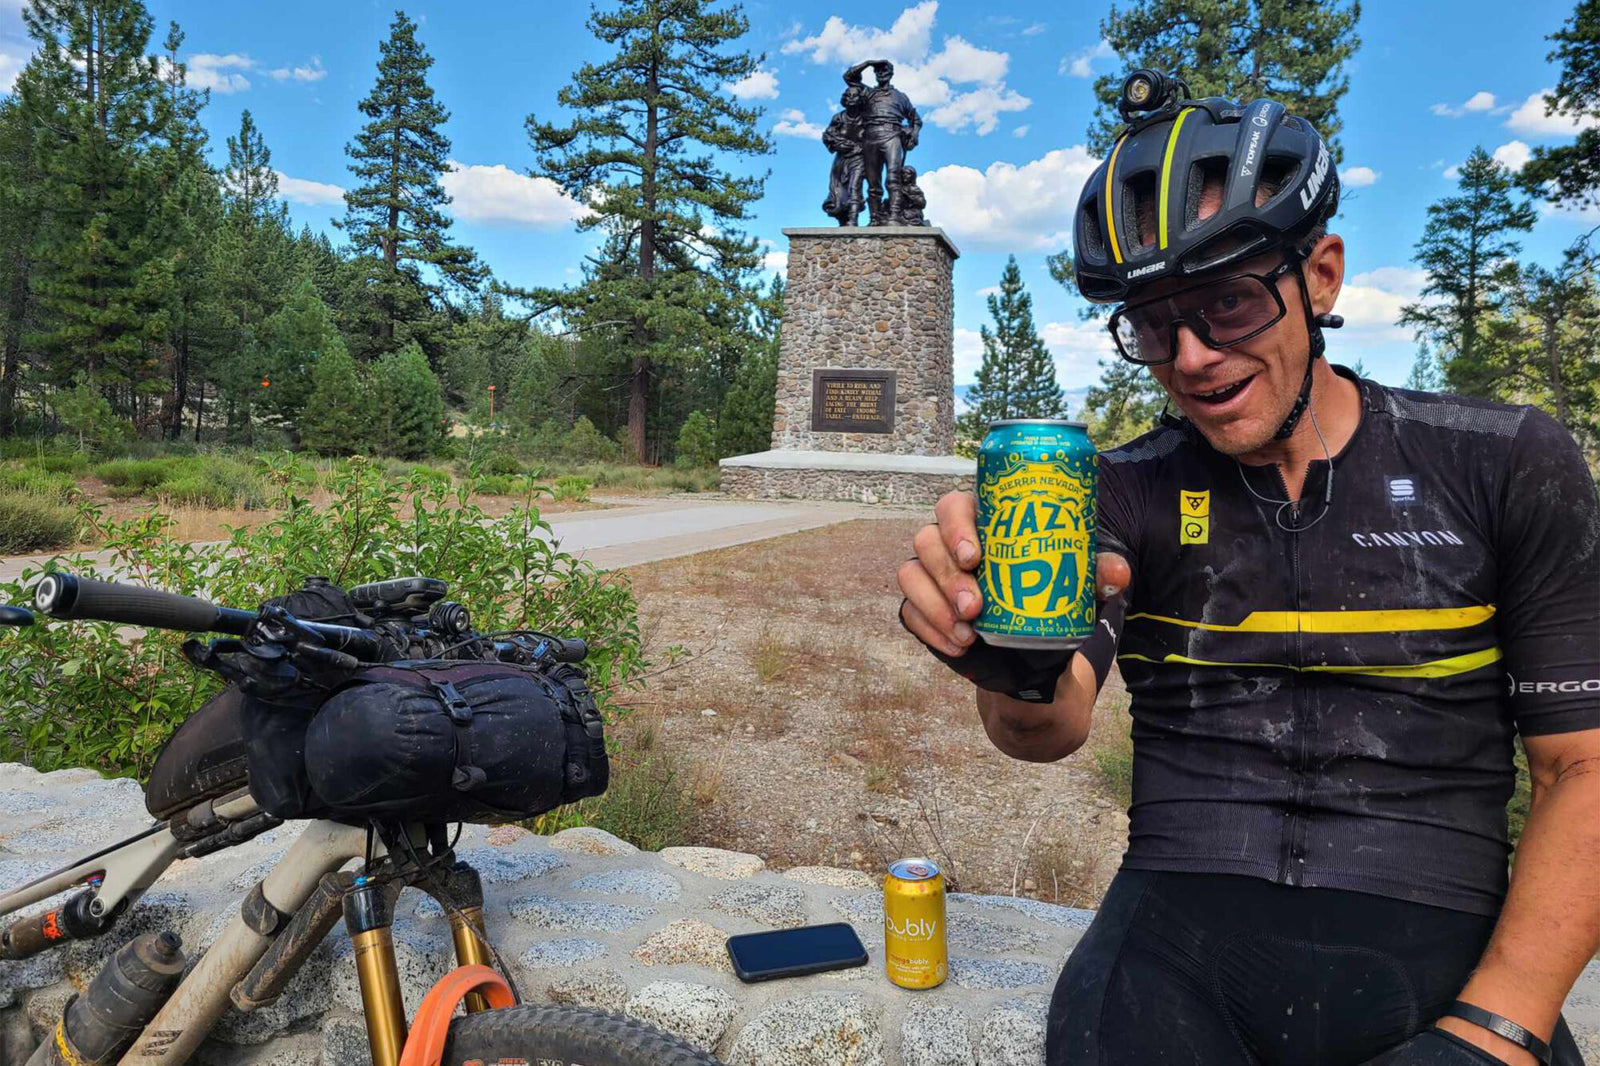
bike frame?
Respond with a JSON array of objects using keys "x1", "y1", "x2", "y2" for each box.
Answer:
[{"x1": 0, "y1": 793, "x2": 490, "y2": 1066}]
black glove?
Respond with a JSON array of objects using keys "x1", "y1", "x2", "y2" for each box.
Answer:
[
  {"x1": 1362, "y1": 1030, "x2": 1511, "y2": 1065},
  {"x1": 900, "y1": 596, "x2": 1124, "y2": 704}
]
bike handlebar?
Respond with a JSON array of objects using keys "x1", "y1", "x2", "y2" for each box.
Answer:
[{"x1": 34, "y1": 573, "x2": 256, "y2": 634}]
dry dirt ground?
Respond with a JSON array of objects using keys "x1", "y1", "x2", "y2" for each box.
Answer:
[{"x1": 620, "y1": 516, "x2": 1132, "y2": 905}]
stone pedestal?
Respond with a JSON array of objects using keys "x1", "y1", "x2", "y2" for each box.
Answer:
[{"x1": 721, "y1": 227, "x2": 975, "y2": 505}]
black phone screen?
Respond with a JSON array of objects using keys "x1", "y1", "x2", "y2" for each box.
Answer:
[{"x1": 725, "y1": 922, "x2": 868, "y2": 982}]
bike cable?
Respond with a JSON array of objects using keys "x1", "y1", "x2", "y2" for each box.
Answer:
[{"x1": 397, "y1": 828, "x2": 524, "y2": 1005}]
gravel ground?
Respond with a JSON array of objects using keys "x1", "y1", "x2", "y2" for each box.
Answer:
[{"x1": 621, "y1": 517, "x2": 1130, "y2": 902}]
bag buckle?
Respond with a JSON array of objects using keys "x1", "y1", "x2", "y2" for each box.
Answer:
[{"x1": 433, "y1": 680, "x2": 473, "y2": 725}]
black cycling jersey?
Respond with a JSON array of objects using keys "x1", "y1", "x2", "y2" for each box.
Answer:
[{"x1": 1097, "y1": 367, "x2": 1600, "y2": 916}]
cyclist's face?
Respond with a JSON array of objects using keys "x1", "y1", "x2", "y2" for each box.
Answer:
[{"x1": 1141, "y1": 238, "x2": 1343, "y2": 457}]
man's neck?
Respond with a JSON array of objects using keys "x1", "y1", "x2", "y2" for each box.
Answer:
[{"x1": 1236, "y1": 360, "x2": 1362, "y2": 497}]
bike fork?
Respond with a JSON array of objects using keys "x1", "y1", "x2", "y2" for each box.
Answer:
[
  {"x1": 345, "y1": 877, "x2": 407, "y2": 1066},
  {"x1": 435, "y1": 862, "x2": 492, "y2": 1014}
]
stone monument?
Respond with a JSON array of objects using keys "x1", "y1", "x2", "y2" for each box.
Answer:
[{"x1": 720, "y1": 61, "x2": 975, "y2": 505}]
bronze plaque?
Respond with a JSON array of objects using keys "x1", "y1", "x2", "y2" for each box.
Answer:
[{"x1": 811, "y1": 369, "x2": 896, "y2": 433}]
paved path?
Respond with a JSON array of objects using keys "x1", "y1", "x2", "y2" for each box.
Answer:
[{"x1": 0, "y1": 496, "x2": 895, "y2": 587}]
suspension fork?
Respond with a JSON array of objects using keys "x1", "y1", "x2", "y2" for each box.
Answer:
[
  {"x1": 345, "y1": 875, "x2": 408, "y2": 1066},
  {"x1": 429, "y1": 862, "x2": 492, "y2": 1013}
]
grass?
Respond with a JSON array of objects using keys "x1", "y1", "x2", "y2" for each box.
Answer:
[
  {"x1": 527, "y1": 745, "x2": 700, "y2": 852},
  {"x1": 1024, "y1": 832, "x2": 1108, "y2": 908},
  {"x1": 0, "y1": 464, "x2": 79, "y2": 502},
  {"x1": 0, "y1": 490, "x2": 79, "y2": 553},
  {"x1": 93, "y1": 455, "x2": 272, "y2": 509}
]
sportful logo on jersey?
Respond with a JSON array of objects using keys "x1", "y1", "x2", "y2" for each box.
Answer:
[
  {"x1": 1180, "y1": 489, "x2": 1209, "y2": 545},
  {"x1": 1387, "y1": 477, "x2": 1416, "y2": 502}
]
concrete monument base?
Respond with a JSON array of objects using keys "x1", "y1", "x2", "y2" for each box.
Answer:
[{"x1": 720, "y1": 450, "x2": 974, "y2": 505}]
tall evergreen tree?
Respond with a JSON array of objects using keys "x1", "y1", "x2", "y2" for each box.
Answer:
[
  {"x1": 342, "y1": 10, "x2": 483, "y2": 356},
  {"x1": 1399, "y1": 148, "x2": 1537, "y2": 397},
  {"x1": 371, "y1": 341, "x2": 445, "y2": 458},
  {"x1": 1519, "y1": 0, "x2": 1600, "y2": 210},
  {"x1": 0, "y1": 98, "x2": 43, "y2": 437},
  {"x1": 1510, "y1": 255, "x2": 1600, "y2": 455},
  {"x1": 526, "y1": 0, "x2": 772, "y2": 461},
  {"x1": 959, "y1": 256, "x2": 1064, "y2": 438},
  {"x1": 1081, "y1": 360, "x2": 1167, "y2": 448},
  {"x1": 17, "y1": 0, "x2": 172, "y2": 404},
  {"x1": 1086, "y1": 0, "x2": 1362, "y2": 158},
  {"x1": 300, "y1": 340, "x2": 374, "y2": 455},
  {"x1": 1404, "y1": 345, "x2": 1443, "y2": 392},
  {"x1": 218, "y1": 109, "x2": 290, "y2": 331}
]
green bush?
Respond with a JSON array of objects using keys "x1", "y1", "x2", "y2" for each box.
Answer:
[
  {"x1": 0, "y1": 463, "x2": 646, "y2": 779},
  {"x1": 0, "y1": 465, "x2": 79, "y2": 502},
  {"x1": 482, "y1": 450, "x2": 524, "y2": 477},
  {"x1": 471, "y1": 474, "x2": 533, "y2": 497},
  {"x1": 529, "y1": 748, "x2": 697, "y2": 851},
  {"x1": 32, "y1": 453, "x2": 92, "y2": 475},
  {"x1": 674, "y1": 410, "x2": 717, "y2": 468},
  {"x1": 94, "y1": 458, "x2": 178, "y2": 491},
  {"x1": 156, "y1": 475, "x2": 236, "y2": 509},
  {"x1": 565, "y1": 417, "x2": 621, "y2": 463},
  {"x1": 0, "y1": 491, "x2": 79, "y2": 553},
  {"x1": 194, "y1": 457, "x2": 271, "y2": 510},
  {"x1": 551, "y1": 475, "x2": 592, "y2": 503}
]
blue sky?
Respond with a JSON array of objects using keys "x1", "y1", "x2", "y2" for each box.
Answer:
[{"x1": 0, "y1": 0, "x2": 1593, "y2": 389}]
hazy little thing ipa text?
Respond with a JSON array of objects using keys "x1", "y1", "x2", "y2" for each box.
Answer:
[
  {"x1": 975, "y1": 419, "x2": 1098, "y2": 649},
  {"x1": 883, "y1": 858, "x2": 947, "y2": 989}
]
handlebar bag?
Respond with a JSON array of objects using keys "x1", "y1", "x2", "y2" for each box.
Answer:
[{"x1": 301, "y1": 660, "x2": 609, "y2": 823}]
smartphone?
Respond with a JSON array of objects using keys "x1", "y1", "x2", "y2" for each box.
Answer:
[{"x1": 725, "y1": 922, "x2": 869, "y2": 982}]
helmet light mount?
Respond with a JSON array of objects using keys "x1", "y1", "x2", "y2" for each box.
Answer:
[{"x1": 1118, "y1": 68, "x2": 1192, "y2": 126}]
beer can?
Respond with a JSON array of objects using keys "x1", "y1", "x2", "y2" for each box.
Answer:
[
  {"x1": 883, "y1": 857, "x2": 947, "y2": 989},
  {"x1": 975, "y1": 418, "x2": 1098, "y2": 649}
]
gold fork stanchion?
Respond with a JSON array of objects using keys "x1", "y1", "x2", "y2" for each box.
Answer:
[
  {"x1": 440, "y1": 862, "x2": 492, "y2": 1014},
  {"x1": 345, "y1": 876, "x2": 407, "y2": 1066}
]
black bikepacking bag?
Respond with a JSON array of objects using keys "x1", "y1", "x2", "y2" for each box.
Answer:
[{"x1": 301, "y1": 660, "x2": 609, "y2": 823}]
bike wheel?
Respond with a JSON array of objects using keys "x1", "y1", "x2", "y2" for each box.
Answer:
[{"x1": 440, "y1": 1003, "x2": 724, "y2": 1065}]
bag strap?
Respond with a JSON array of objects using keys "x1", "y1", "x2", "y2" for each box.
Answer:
[{"x1": 423, "y1": 675, "x2": 486, "y2": 793}]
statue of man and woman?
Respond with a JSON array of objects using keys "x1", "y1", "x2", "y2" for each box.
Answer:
[{"x1": 822, "y1": 60, "x2": 929, "y2": 227}]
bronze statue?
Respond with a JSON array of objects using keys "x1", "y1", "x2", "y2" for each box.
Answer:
[
  {"x1": 822, "y1": 83, "x2": 867, "y2": 226},
  {"x1": 821, "y1": 59, "x2": 923, "y2": 227},
  {"x1": 900, "y1": 166, "x2": 929, "y2": 226}
]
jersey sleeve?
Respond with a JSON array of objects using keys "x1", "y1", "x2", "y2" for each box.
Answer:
[
  {"x1": 1097, "y1": 451, "x2": 1144, "y2": 576},
  {"x1": 1496, "y1": 408, "x2": 1600, "y2": 737}
]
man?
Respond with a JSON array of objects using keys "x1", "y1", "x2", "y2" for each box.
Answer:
[
  {"x1": 822, "y1": 83, "x2": 867, "y2": 226},
  {"x1": 844, "y1": 59, "x2": 921, "y2": 226},
  {"x1": 898, "y1": 85, "x2": 1598, "y2": 1065}
]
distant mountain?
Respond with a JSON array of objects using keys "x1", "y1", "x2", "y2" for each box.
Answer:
[{"x1": 954, "y1": 384, "x2": 1093, "y2": 420}]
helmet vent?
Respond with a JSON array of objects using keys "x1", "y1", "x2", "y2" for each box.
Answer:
[
  {"x1": 1258, "y1": 158, "x2": 1297, "y2": 206},
  {"x1": 1124, "y1": 170, "x2": 1159, "y2": 249},
  {"x1": 1079, "y1": 201, "x2": 1107, "y2": 260},
  {"x1": 1185, "y1": 158, "x2": 1227, "y2": 230}
]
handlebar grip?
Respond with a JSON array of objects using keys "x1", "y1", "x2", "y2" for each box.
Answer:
[{"x1": 34, "y1": 573, "x2": 225, "y2": 632}]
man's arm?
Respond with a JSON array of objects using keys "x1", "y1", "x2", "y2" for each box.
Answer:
[{"x1": 1435, "y1": 728, "x2": 1600, "y2": 1065}]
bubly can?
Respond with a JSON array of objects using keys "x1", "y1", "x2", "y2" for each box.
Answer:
[
  {"x1": 883, "y1": 858, "x2": 947, "y2": 989},
  {"x1": 975, "y1": 419, "x2": 1098, "y2": 649}
]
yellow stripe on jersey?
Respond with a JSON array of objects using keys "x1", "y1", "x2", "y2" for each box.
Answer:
[
  {"x1": 1117, "y1": 645, "x2": 1503, "y2": 679},
  {"x1": 1104, "y1": 135, "x2": 1128, "y2": 264},
  {"x1": 1126, "y1": 605, "x2": 1496, "y2": 634},
  {"x1": 1158, "y1": 108, "x2": 1194, "y2": 250}
]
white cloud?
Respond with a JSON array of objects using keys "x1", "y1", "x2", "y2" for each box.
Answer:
[
  {"x1": 1041, "y1": 318, "x2": 1117, "y2": 380},
  {"x1": 0, "y1": 52, "x2": 23, "y2": 93},
  {"x1": 1061, "y1": 38, "x2": 1114, "y2": 78},
  {"x1": 1335, "y1": 267, "x2": 1426, "y2": 347},
  {"x1": 1012, "y1": 124, "x2": 1029, "y2": 138},
  {"x1": 268, "y1": 57, "x2": 326, "y2": 83},
  {"x1": 954, "y1": 326, "x2": 984, "y2": 381},
  {"x1": 274, "y1": 171, "x2": 346, "y2": 207},
  {"x1": 1442, "y1": 164, "x2": 1462, "y2": 181},
  {"x1": 918, "y1": 145, "x2": 1100, "y2": 250},
  {"x1": 1022, "y1": 22, "x2": 1046, "y2": 37},
  {"x1": 440, "y1": 161, "x2": 590, "y2": 229},
  {"x1": 975, "y1": 285, "x2": 1001, "y2": 297},
  {"x1": 724, "y1": 67, "x2": 779, "y2": 100},
  {"x1": 187, "y1": 53, "x2": 253, "y2": 94},
  {"x1": 760, "y1": 239, "x2": 787, "y2": 275},
  {"x1": 773, "y1": 108, "x2": 824, "y2": 138},
  {"x1": 782, "y1": 2, "x2": 1029, "y2": 135},
  {"x1": 1505, "y1": 89, "x2": 1600, "y2": 136},
  {"x1": 1339, "y1": 165, "x2": 1379, "y2": 187},
  {"x1": 1431, "y1": 90, "x2": 1497, "y2": 117},
  {"x1": 1492, "y1": 140, "x2": 1532, "y2": 173}
]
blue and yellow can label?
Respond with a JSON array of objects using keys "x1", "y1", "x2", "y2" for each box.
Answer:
[{"x1": 976, "y1": 421, "x2": 1098, "y2": 648}]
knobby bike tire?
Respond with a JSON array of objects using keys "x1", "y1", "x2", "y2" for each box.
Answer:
[{"x1": 440, "y1": 1003, "x2": 725, "y2": 1065}]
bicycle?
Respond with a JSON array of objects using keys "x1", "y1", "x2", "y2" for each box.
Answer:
[{"x1": 0, "y1": 571, "x2": 722, "y2": 1066}]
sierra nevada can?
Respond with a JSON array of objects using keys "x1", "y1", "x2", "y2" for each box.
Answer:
[
  {"x1": 976, "y1": 419, "x2": 1098, "y2": 649},
  {"x1": 883, "y1": 858, "x2": 947, "y2": 989}
]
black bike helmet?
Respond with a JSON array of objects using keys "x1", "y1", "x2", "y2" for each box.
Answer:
[{"x1": 1073, "y1": 76, "x2": 1340, "y2": 304}]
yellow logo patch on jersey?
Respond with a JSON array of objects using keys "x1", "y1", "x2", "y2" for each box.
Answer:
[{"x1": 1180, "y1": 489, "x2": 1209, "y2": 545}]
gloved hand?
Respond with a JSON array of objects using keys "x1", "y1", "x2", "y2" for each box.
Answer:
[{"x1": 1362, "y1": 1030, "x2": 1511, "y2": 1065}]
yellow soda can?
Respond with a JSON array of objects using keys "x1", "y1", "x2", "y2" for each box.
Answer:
[{"x1": 883, "y1": 858, "x2": 947, "y2": 989}]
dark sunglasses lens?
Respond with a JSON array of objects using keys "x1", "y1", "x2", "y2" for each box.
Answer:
[{"x1": 1175, "y1": 276, "x2": 1283, "y2": 344}]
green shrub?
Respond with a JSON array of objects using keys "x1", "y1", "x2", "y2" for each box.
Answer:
[
  {"x1": 565, "y1": 416, "x2": 621, "y2": 463},
  {"x1": 0, "y1": 463, "x2": 646, "y2": 779},
  {"x1": 192, "y1": 457, "x2": 271, "y2": 510},
  {"x1": 674, "y1": 410, "x2": 717, "y2": 468},
  {"x1": 94, "y1": 458, "x2": 179, "y2": 491},
  {"x1": 529, "y1": 748, "x2": 697, "y2": 851},
  {"x1": 666, "y1": 466, "x2": 719, "y2": 493},
  {"x1": 32, "y1": 453, "x2": 92, "y2": 475},
  {"x1": 0, "y1": 491, "x2": 79, "y2": 553},
  {"x1": 0, "y1": 465, "x2": 79, "y2": 502},
  {"x1": 156, "y1": 475, "x2": 236, "y2": 509},
  {"x1": 551, "y1": 475, "x2": 592, "y2": 503},
  {"x1": 471, "y1": 474, "x2": 532, "y2": 497},
  {"x1": 482, "y1": 450, "x2": 524, "y2": 477}
]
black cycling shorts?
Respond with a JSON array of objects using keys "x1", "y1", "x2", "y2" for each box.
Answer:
[{"x1": 1044, "y1": 870, "x2": 1584, "y2": 1065}]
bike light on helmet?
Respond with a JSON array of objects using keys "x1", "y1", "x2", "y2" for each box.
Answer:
[{"x1": 1118, "y1": 69, "x2": 1191, "y2": 123}]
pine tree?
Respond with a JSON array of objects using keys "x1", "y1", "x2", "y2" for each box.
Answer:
[
  {"x1": 1519, "y1": 0, "x2": 1600, "y2": 210},
  {"x1": 674, "y1": 410, "x2": 716, "y2": 466},
  {"x1": 371, "y1": 341, "x2": 445, "y2": 458},
  {"x1": 218, "y1": 109, "x2": 291, "y2": 332},
  {"x1": 300, "y1": 340, "x2": 374, "y2": 455},
  {"x1": 17, "y1": 0, "x2": 172, "y2": 405},
  {"x1": 1509, "y1": 256, "x2": 1600, "y2": 456},
  {"x1": 959, "y1": 257, "x2": 1065, "y2": 438},
  {"x1": 715, "y1": 344, "x2": 775, "y2": 456},
  {"x1": 0, "y1": 98, "x2": 44, "y2": 438},
  {"x1": 1081, "y1": 359, "x2": 1167, "y2": 448},
  {"x1": 1404, "y1": 345, "x2": 1443, "y2": 392},
  {"x1": 256, "y1": 279, "x2": 343, "y2": 430},
  {"x1": 1399, "y1": 148, "x2": 1537, "y2": 398},
  {"x1": 342, "y1": 10, "x2": 483, "y2": 356},
  {"x1": 507, "y1": 334, "x2": 579, "y2": 434},
  {"x1": 526, "y1": 0, "x2": 772, "y2": 461},
  {"x1": 1087, "y1": 0, "x2": 1362, "y2": 159}
]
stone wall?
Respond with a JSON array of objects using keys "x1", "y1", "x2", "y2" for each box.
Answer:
[
  {"x1": 720, "y1": 462, "x2": 972, "y2": 506},
  {"x1": 772, "y1": 228, "x2": 958, "y2": 457},
  {"x1": 5, "y1": 764, "x2": 1599, "y2": 1065}
]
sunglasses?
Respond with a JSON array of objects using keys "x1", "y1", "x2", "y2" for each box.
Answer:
[{"x1": 1108, "y1": 257, "x2": 1301, "y2": 366}]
